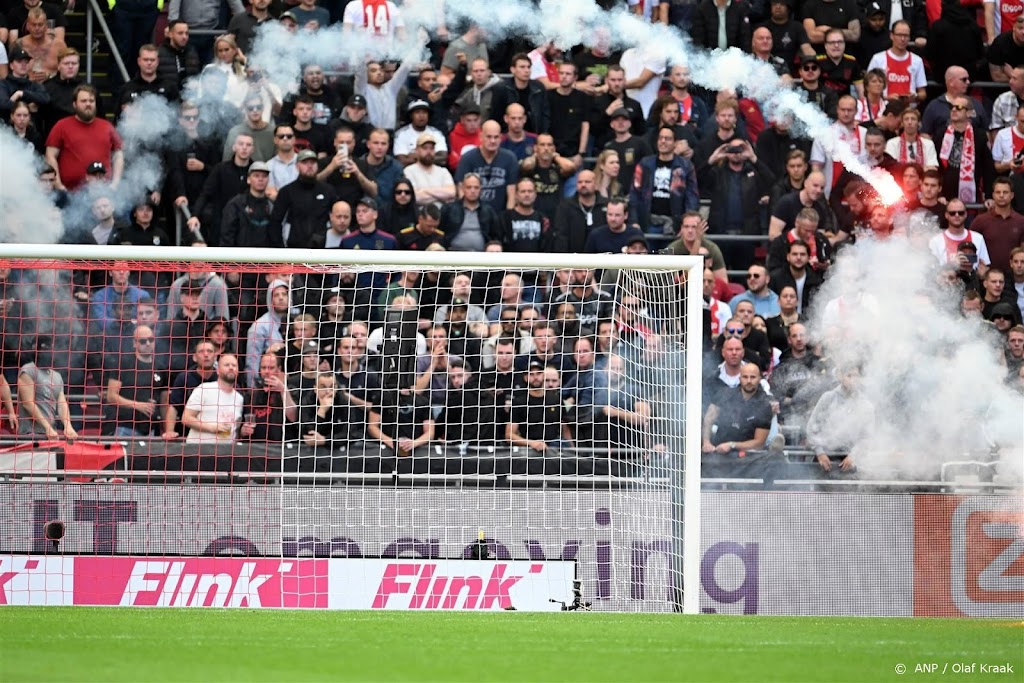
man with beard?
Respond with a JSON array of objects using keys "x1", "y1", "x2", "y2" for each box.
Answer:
[
  {"x1": 163, "y1": 339, "x2": 217, "y2": 439},
  {"x1": 17, "y1": 335, "x2": 77, "y2": 440},
  {"x1": 592, "y1": 65, "x2": 647, "y2": 147},
  {"x1": 508, "y1": 362, "x2": 573, "y2": 452},
  {"x1": 761, "y1": 0, "x2": 814, "y2": 74},
  {"x1": 182, "y1": 353, "x2": 247, "y2": 444},
  {"x1": 603, "y1": 107, "x2": 654, "y2": 191},
  {"x1": 501, "y1": 178, "x2": 551, "y2": 253},
  {"x1": 45, "y1": 85, "x2": 120, "y2": 191},
  {"x1": 269, "y1": 150, "x2": 338, "y2": 249},
  {"x1": 395, "y1": 101, "x2": 448, "y2": 168},
  {"x1": 156, "y1": 20, "x2": 201, "y2": 92},
  {"x1": 769, "y1": 239, "x2": 824, "y2": 313},
  {"x1": 552, "y1": 170, "x2": 607, "y2": 253},
  {"x1": 404, "y1": 135, "x2": 456, "y2": 207},
  {"x1": 630, "y1": 126, "x2": 701, "y2": 233},
  {"x1": 701, "y1": 362, "x2": 772, "y2": 456}
]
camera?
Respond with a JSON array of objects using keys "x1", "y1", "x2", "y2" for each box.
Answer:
[{"x1": 726, "y1": 144, "x2": 745, "y2": 154}]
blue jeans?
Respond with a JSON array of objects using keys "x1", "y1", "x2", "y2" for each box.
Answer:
[{"x1": 114, "y1": 425, "x2": 146, "y2": 438}]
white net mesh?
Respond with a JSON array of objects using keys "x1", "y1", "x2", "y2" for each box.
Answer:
[{"x1": 0, "y1": 247, "x2": 702, "y2": 612}]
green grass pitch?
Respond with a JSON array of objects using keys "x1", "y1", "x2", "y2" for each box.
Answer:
[{"x1": 1, "y1": 608, "x2": 1021, "y2": 682}]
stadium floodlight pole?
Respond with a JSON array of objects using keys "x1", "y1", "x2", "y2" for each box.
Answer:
[{"x1": 5, "y1": 243, "x2": 704, "y2": 614}]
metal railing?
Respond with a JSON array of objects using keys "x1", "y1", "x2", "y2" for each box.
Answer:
[{"x1": 83, "y1": 0, "x2": 130, "y2": 85}]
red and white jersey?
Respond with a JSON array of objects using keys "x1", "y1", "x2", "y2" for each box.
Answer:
[
  {"x1": 810, "y1": 122, "x2": 867, "y2": 195},
  {"x1": 927, "y1": 229, "x2": 992, "y2": 267},
  {"x1": 866, "y1": 50, "x2": 927, "y2": 98},
  {"x1": 707, "y1": 297, "x2": 732, "y2": 337},
  {"x1": 991, "y1": 125, "x2": 1024, "y2": 169},
  {"x1": 985, "y1": 0, "x2": 1024, "y2": 34},
  {"x1": 343, "y1": 0, "x2": 405, "y2": 38}
]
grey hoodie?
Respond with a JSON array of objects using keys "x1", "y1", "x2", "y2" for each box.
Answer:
[{"x1": 245, "y1": 278, "x2": 290, "y2": 386}]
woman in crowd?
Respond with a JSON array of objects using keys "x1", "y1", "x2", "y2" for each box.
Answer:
[
  {"x1": 765, "y1": 285, "x2": 805, "y2": 354},
  {"x1": 593, "y1": 150, "x2": 622, "y2": 200},
  {"x1": 9, "y1": 100, "x2": 44, "y2": 154},
  {"x1": 855, "y1": 69, "x2": 886, "y2": 124},
  {"x1": 210, "y1": 34, "x2": 250, "y2": 108}
]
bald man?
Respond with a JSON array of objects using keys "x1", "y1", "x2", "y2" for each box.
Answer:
[
  {"x1": 702, "y1": 361, "x2": 773, "y2": 455},
  {"x1": 455, "y1": 119, "x2": 520, "y2": 213}
]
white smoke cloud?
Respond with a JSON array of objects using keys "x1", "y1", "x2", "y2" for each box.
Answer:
[
  {"x1": 808, "y1": 232, "x2": 1023, "y2": 481},
  {"x1": 0, "y1": 128, "x2": 63, "y2": 244}
]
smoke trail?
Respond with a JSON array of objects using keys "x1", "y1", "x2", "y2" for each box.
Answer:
[{"x1": 808, "y1": 230, "x2": 1023, "y2": 481}]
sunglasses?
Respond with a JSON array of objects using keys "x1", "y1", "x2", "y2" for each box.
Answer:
[
  {"x1": 276, "y1": 133, "x2": 294, "y2": 139},
  {"x1": 246, "y1": 105, "x2": 263, "y2": 112},
  {"x1": 137, "y1": 338, "x2": 155, "y2": 344},
  {"x1": 724, "y1": 327, "x2": 745, "y2": 335},
  {"x1": 181, "y1": 114, "x2": 199, "y2": 121},
  {"x1": 747, "y1": 274, "x2": 762, "y2": 279},
  {"x1": 395, "y1": 189, "x2": 413, "y2": 195},
  {"x1": 992, "y1": 315, "x2": 1012, "y2": 321},
  {"x1": 801, "y1": 64, "x2": 819, "y2": 71},
  {"x1": 946, "y1": 210, "x2": 966, "y2": 216},
  {"x1": 951, "y1": 105, "x2": 969, "y2": 111}
]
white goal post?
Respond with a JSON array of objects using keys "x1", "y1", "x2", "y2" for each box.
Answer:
[{"x1": 0, "y1": 244, "x2": 703, "y2": 614}]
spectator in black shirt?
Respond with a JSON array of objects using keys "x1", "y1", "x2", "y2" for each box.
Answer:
[
  {"x1": 187, "y1": 133, "x2": 253, "y2": 246},
  {"x1": 501, "y1": 178, "x2": 553, "y2": 252},
  {"x1": 546, "y1": 62, "x2": 591, "y2": 167},
  {"x1": 508, "y1": 362, "x2": 573, "y2": 452},
  {"x1": 117, "y1": 44, "x2": 179, "y2": 116},
  {"x1": 270, "y1": 149, "x2": 339, "y2": 249},
  {"x1": 802, "y1": 0, "x2": 861, "y2": 52},
  {"x1": 762, "y1": 0, "x2": 814, "y2": 73},
  {"x1": 105, "y1": 324, "x2": 169, "y2": 437},
  {"x1": 702, "y1": 362, "x2": 772, "y2": 454},
  {"x1": 163, "y1": 338, "x2": 217, "y2": 439},
  {"x1": 159, "y1": 287, "x2": 207, "y2": 375},
  {"x1": 989, "y1": 15, "x2": 1024, "y2": 82},
  {"x1": 692, "y1": 0, "x2": 753, "y2": 51},
  {"x1": 245, "y1": 351, "x2": 299, "y2": 443}
]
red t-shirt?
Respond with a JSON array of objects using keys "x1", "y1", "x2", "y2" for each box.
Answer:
[{"x1": 45, "y1": 116, "x2": 123, "y2": 190}]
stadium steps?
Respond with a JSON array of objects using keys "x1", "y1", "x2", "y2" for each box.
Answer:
[{"x1": 63, "y1": 9, "x2": 117, "y2": 121}]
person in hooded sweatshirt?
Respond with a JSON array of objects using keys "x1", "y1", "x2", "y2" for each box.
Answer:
[
  {"x1": 268, "y1": 149, "x2": 338, "y2": 249},
  {"x1": 246, "y1": 279, "x2": 293, "y2": 386}
]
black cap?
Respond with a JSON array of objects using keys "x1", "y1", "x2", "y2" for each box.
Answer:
[
  {"x1": 301, "y1": 339, "x2": 320, "y2": 355},
  {"x1": 357, "y1": 196, "x2": 378, "y2": 211},
  {"x1": 770, "y1": 0, "x2": 792, "y2": 6},
  {"x1": 451, "y1": 297, "x2": 468, "y2": 308},
  {"x1": 528, "y1": 359, "x2": 544, "y2": 370},
  {"x1": 957, "y1": 241, "x2": 977, "y2": 252},
  {"x1": 610, "y1": 106, "x2": 632, "y2": 120},
  {"x1": 460, "y1": 103, "x2": 481, "y2": 117},
  {"x1": 626, "y1": 235, "x2": 650, "y2": 251},
  {"x1": 991, "y1": 302, "x2": 1017, "y2": 317},
  {"x1": 867, "y1": 1, "x2": 886, "y2": 16},
  {"x1": 9, "y1": 46, "x2": 30, "y2": 61},
  {"x1": 800, "y1": 54, "x2": 819, "y2": 66},
  {"x1": 347, "y1": 94, "x2": 367, "y2": 108},
  {"x1": 36, "y1": 335, "x2": 53, "y2": 351},
  {"x1": 87, "y1": 161, "x2": 107, "y2": 175}
]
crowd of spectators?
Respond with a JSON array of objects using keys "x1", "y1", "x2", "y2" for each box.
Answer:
[{"x1": 1, "y1": 0, "x2": 1023, "y2": 475}]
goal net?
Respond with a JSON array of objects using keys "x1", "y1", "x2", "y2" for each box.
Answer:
[{"x1": 0, "y1": 244, "x2": 703, "y2": 612}]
